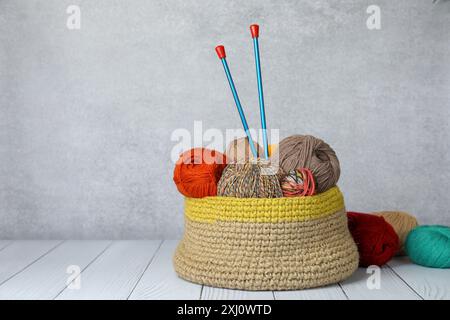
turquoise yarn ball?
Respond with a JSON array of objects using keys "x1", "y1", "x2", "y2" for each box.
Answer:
[{"x1": 405, "y1": 225, "x2": 450, "y2": 268}]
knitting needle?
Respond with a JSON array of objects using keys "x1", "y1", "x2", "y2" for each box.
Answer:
[
  {"x1": 215, "y1": 45, "x2": 258, "y2": 158},
  {"x1": 250, "y1": 24, "x2": 269, "y2": 159}
]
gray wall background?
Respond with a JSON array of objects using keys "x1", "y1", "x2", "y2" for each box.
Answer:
[{"x1": 0, "y1": 0, "x2": 449, "y2": 239}]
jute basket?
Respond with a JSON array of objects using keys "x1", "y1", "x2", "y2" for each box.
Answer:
[{"x1": 173, "y1": 186, "x2": 359, "y2": 290}]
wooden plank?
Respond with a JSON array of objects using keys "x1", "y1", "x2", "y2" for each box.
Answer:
[
  {"x1": 129, "y1": 240, "x2": 202, "y2": 300},
  {"x1": 339, "y1": 266, "x2": 421, "y2": 300},
  {"x1": 274, "y1": 284, "x2": 347, "y2": 300},
  {"x1": 0, "y1": 241, "x2": 110, "y2": 300},
  {"x1": 388, "y1": 257, "x2": 450, "y2": 300},
  {"x1": 0, "y1": 240, "x2": 62, "y2": 285},
  {"x1": 57, "y1": 240, "x2": 160, "y2": 300},
  {"x1": 0, "y1": 241, "x2": 12, "y2": 252},
  {"x1": 202, "y1": 287, "x2": 274, "y2": 300}
]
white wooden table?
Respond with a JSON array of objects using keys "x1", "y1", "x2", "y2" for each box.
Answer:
[{"x1": 0, "y1": 240, "x2": 448, "y2": 300}]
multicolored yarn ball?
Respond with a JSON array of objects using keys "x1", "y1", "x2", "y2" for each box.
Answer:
[
  {"x1": 226, "y1": 137, "x2": 263, "y2": 164},
  {"x1": 280, "y1": 168, "x2": 316, "y2": 197},
  {"x1": 217, "y1": 159, "x2": 283, "y2": 198},
  {"x1": 272, "y1": 135, "x2": 340, "y2": 194},
  {"x1": 373, "y1": 211, "x2": 418, "y2": 256},
  {"x1": 347, "y1": 211, "x2": 399, "y2": 267},
  {"x1": 173, "y1": 148, "x2": 227, "y2": 198},
  {"x1": 405, "y1": 225, "x2": 450, "y2": 269}
]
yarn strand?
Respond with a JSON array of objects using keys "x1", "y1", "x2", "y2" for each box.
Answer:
[{"x1": 280, "y1": 168, "x2": 316, "y2": 197}]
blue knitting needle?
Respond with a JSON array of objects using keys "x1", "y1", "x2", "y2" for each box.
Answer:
[
  {"x1": 250, "y1": 24, "x2": 269, "y2": 159},
  {"x1": 215, "y1": 45, "x2": 258, "y2": 158}
]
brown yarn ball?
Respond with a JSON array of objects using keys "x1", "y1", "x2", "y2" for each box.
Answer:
[
  {"x1": 271, "y1": 135, "x2": 340, "y2": 193},
  {"x1": 217, "y1": 160, "x2": 283, "y2": 198},
  {"x1": 373, "y1": 211, "x2": 418, "y2": 256},
  {"x1": 226, "y1": 137, "x2": 263, "y2": 164}
]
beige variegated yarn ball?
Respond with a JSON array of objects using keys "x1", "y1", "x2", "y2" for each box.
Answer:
[
  {"x1": 226, "y1": 137, "x2": 263, "y2": 164},
  {"x1": 217, "y1": 159, "x2": 282, "y2": 198}
]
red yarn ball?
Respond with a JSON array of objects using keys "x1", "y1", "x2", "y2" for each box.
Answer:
[
  {"x1": 173, "y1": 148, "x2": 227, "y2": 198},
  {"x1": 347, "y1": 211, "x2": 399, "y2": 267}
]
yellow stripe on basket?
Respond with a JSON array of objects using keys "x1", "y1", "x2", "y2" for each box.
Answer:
[{"x1": 185, "y1": 186, "x2": 345, "y2": 223}]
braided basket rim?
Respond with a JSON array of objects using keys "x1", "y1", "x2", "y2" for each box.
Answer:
[{"x1": 184, "y1": 186, "x2": 344, "y2": 223}]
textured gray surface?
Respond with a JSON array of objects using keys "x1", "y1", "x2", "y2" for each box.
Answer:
[{"x1": 0, "y1": 0, "x2": 449, "y2": 239}]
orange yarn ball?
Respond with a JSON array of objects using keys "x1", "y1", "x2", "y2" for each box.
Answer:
[{"x1": 173, "y1": 148, "x2": 227, "y2": 198}]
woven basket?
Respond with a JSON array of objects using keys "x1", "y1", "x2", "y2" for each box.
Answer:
[{"x1": 173, "y1": 186, "x2": 359, "y2": 290}]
